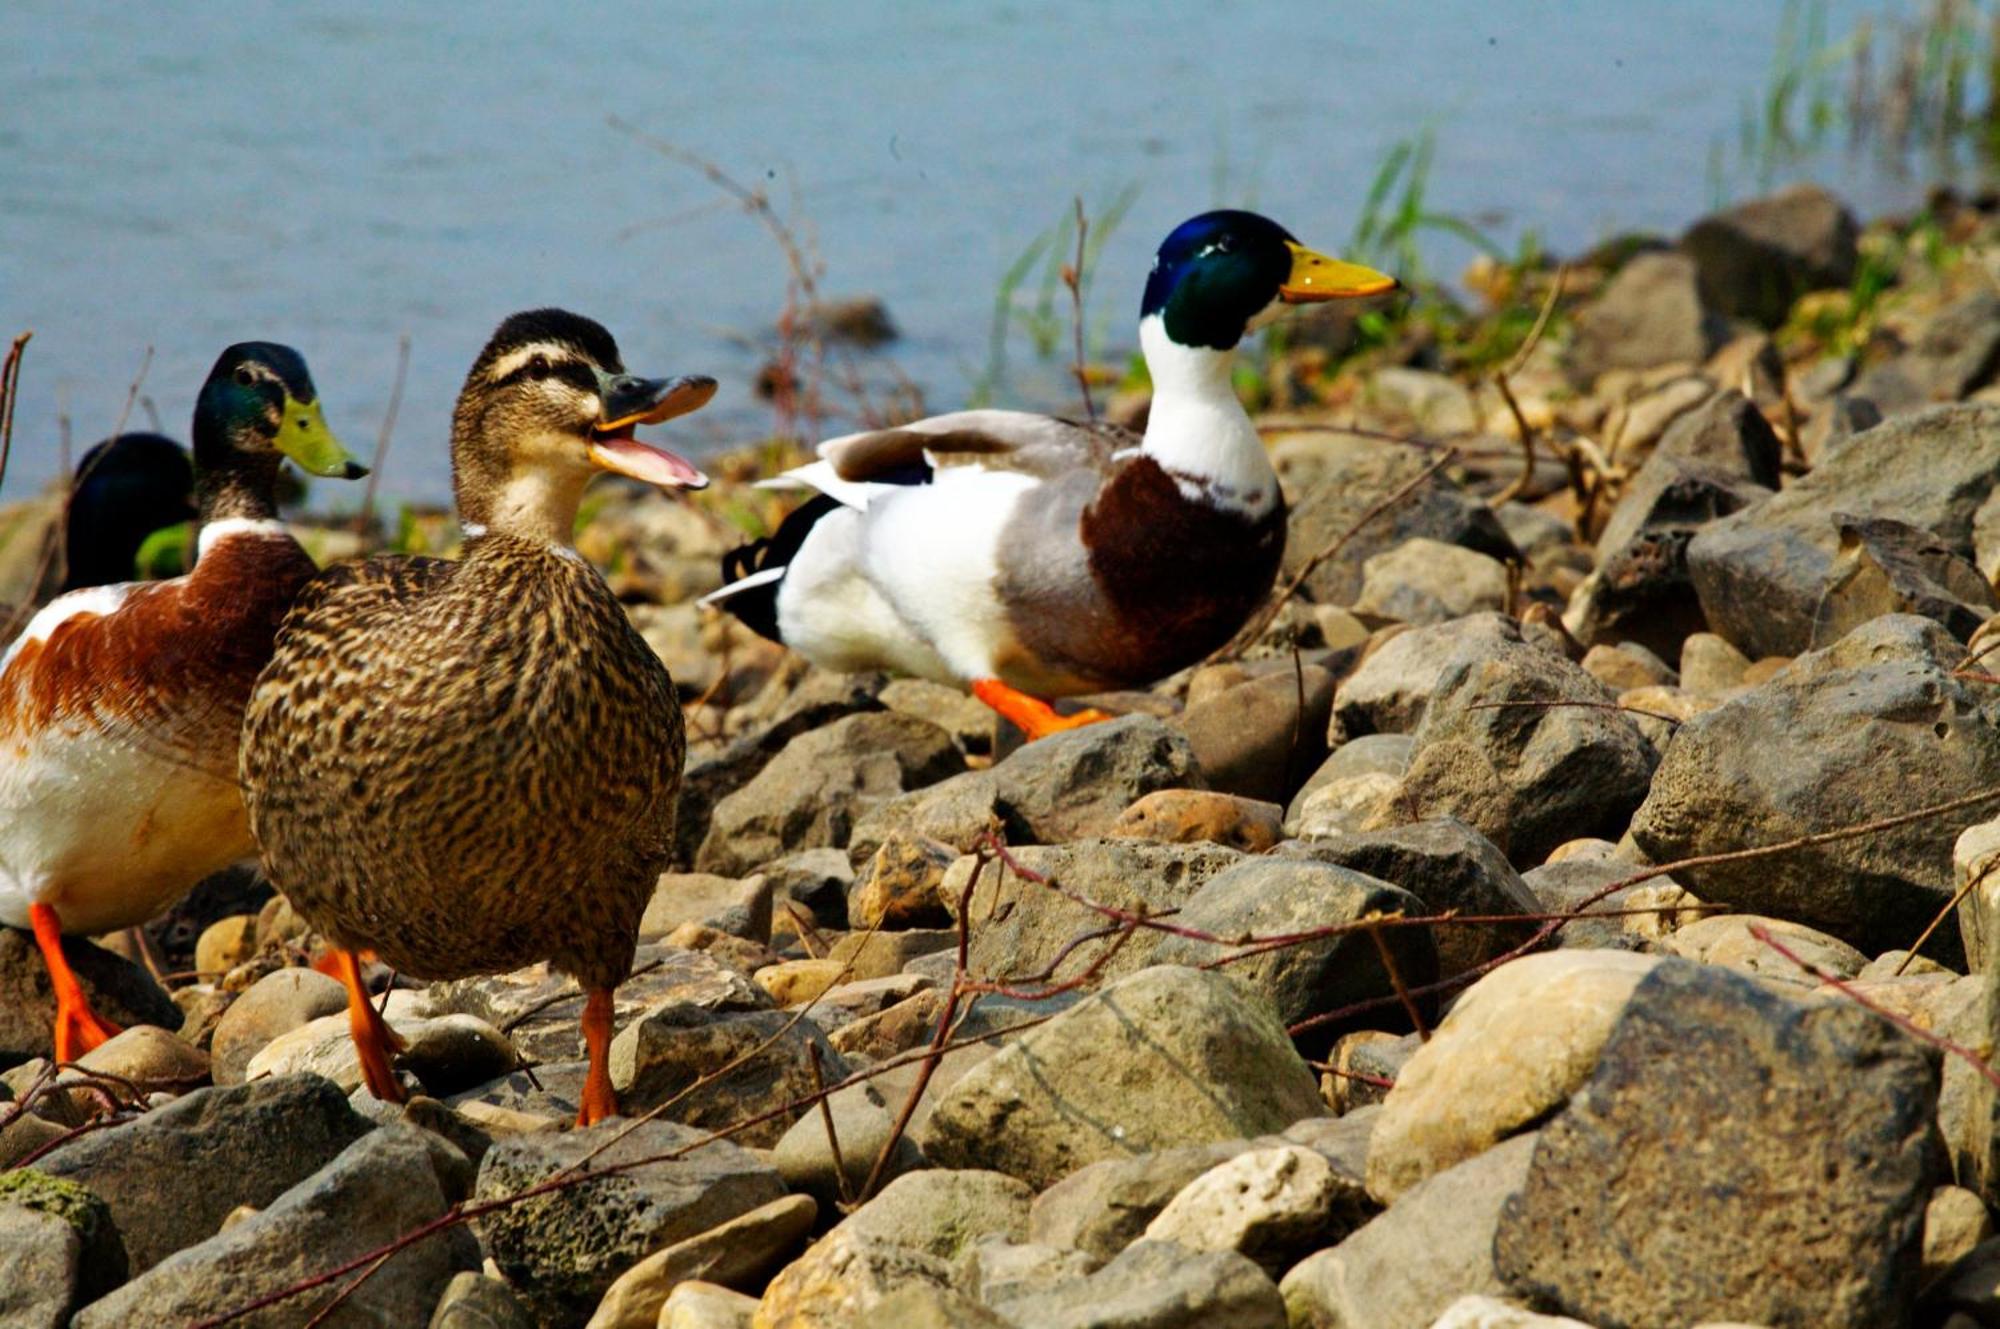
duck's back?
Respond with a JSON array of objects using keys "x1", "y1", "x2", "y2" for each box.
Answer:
[{"x1": 241, "y1": 539, "x2": 684, "y2": 987}]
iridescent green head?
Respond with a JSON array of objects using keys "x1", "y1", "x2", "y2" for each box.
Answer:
[{"x1": 193, "y1": 342, "x2": 365, "y2": 480}]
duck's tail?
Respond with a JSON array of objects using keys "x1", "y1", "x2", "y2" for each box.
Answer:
[{"x1": 701, "y1": 493, "x2": 844, "y2": 644}]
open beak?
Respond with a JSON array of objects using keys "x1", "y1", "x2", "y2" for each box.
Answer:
[
  {"x1": 1279, "y1": 241, "x2": 1399, "y2": 303},
  {"x1": 588, "y1": 373, "x2": 716, "y2": 490},
  {"x1": 273, "y1": 395, "x2": 367, "y2": 480}
]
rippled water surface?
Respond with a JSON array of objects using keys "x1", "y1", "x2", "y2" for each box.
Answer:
[{"x1": 0, "y1": 1, "x2": 1941, "y2": 503}]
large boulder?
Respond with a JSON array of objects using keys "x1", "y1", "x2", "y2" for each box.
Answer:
[
  {"x1": 1566, "y1": 251, "x2": 1729, "y2": 384},
  {"x1": 920, "y1": 966, "x2": 1323, "y2": 1188},
  {"x1": 1277, "y1": 818, "x2": 1542, "y2": 982},
  {"x1": 1687, "y1": 402, "x2": 2000, "y2": 659},
  {"x1": 1152, "y1": 858, "x2": 1438, "y2": 1042},
  {"x1": 1494, "y1": 961, "x2": 1941, "y2": 1327},
  {"x1": 1680, "y1": 183, "x2": 1860, "y2": 327},
  {"x1": 941, "y1": 838, "x2": 1242, "y2": 986},
  {"x1": 35, "y1": 1073, "x2": 371, "y2": 1273},
  {"x1": 1396, "y1": 635, "x2": 1658, "y2": 867},
  {"x1": 697, "y1": 712, "x2": 964, "y2": 875},
  {"x1": 852, "y1": 715, "x2": 1202, "y2": 859},
  {"x1": 1630, "y1": 616, "x2": 2000, "y2": 964},
  {"x1": 474, "y1": 1118, "x2": 786, "y2": 1326},
  {"x1": 1365, "y1": 951, "x2": 1663, "y2": 1204},
  {"x1": 75, "y1": 1125, "x2": 475, "y2": 1328},
  {"x1": 1271, "y1": 431, "x2": 1517, "y2": 606}
]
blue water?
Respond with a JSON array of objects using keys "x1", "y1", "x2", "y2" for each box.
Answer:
[{"x1": 0, "y1": 1, "x2": 1948, "y2": 505}]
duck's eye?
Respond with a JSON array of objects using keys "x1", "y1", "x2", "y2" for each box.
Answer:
[
  {"x1": 527, "y1": 354, "x2": 553, "y2": 379},
  {"x1": 233, "y1": 366, "x2": 256, "y2": 387}
]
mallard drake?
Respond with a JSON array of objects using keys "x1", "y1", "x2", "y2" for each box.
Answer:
[
  {"x1": 61, "y1": 432, "x2": 196, "y2": 591},
  {"x1": 706, "y1": 210, "x2": 1396, "y2": 738},
  {"x1": 0, "y1": 343, "x2": 363, "y2": 1060},
  {"x1": 240, "y1": 309, "x2": 714, "y2": 1125}
]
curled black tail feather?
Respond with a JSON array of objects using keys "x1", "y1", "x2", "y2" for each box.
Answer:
[{"x1": 716, "y1": 493, "x2": 844, "y2": 643}]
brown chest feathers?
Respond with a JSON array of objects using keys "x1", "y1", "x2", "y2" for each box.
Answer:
[
  {"x1": 241, "y1": 537, "x2": 685, "y2": 989},
  {"x1": 1002, "y1": 455, "x2": 1284, "y2": 692}
]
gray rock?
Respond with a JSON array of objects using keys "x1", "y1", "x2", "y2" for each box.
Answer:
[
  {"x1": 431, "y1": 1271, "x2": 536, "y2": 1329},
  {"x1": 1853, "y1": 289, "x2": 2000, "y2": 414},
  {"x1": 1653, "y1": 384, "x2": 1785, "y2": 488},
  {"x1": 1354, "y1": 538, "x2": 1511, "y2": 627},
  {"x1": 1144, "y1": 1144, "x2": 1371, "y2": 1275},
  {"x1": 1273, "y1": 431, "x2": 1518, "y2": 606},
  {"x1": 697, "y1": 712, "x2": 965, "y2": 876},
  {"x1": 754, "y1": 1226, "x2": 957, "y2": 1327},
  {"x1": 431, "y1": 944, "x2": 770, "y2": 1064},
  {"x1": 211, "y1": 966, "x2": 347, "y2": 1086},
  {"x1": 1681, "y1": 183, "x2": 1859, "y2": 327},
  {"x1": 1688, "y1": 402, "x2": 2000, "y2": 658},
  {"x1": 1152, "y1": 858, "x2": 1437, "y2": 1043},
  {"x1": 851, "y1": 1284, "x2": 1010, "y2": 1328},
  {"x1": 771, "y1": 1080, "x2": 923, "y2": 1207},
  {"x1": 852, "y1": 715, "x2": 1203, "y2": 860},
  {"x1": 991, "y1": 1239, "x2": 1286, "y2": 1328},
  {"x1": 1397, "y1": 637, "x2": 1658, "y2": 867},
  {"x1": 1179, "y1": 666, "x2": 1335, "y2": 804},
  {"x1": 953, "y1": 1236, "x2": 1097, "y2": 1307},
  {"x1": 642, "y1": 872, "x2": 775, "y2": 944},
  {"x1": 839, "y1": 1169, "x2": 1034, "y2": 1263},
  {"x1": 1957, "y1": 819, "x2": 2000, "y2": 976},
  {"x1": 609, "y1": 1004, "x2": 851, "y2": 1148},
  {"x1": 671, "y1": 671, "x2": 888, "y2": 867},
  {"x1": 761, "y1": 848, "x2": 855, "y2": 931},
  {"x1": 1630, "y1": 616, "x2": 2000, "y2": 963},
  {"x1": 1280, "y1": 1133, "x2": 1538, "y2": 1329},
  {"x1": 36, "y1": 1073, "x2": 371, "y2": 1273},
  {"x1": 1286, "y1": 734, "x2": 1416, "y2": 826},
  {"x1": 1567, "y1": 251, "x2": 1729, "y2": 384},
  {"x1": 940, "y1": 838, "x2": 1242, "y2": 986},
  {"x1": 1816, "y1": 515, "x2": 1999, "y2": 645},
  {"x1": 1494, "y1": 961, "x2": 1941, "y2": 1328},
  {"x1": 1332, "y1": 614, "x2": 1534, "y2": 741},
  {"x1": 0, "y1": 1170, "x2": 124, "y2": 1325},
  {"x1": 76, "y1": 1125, "x2": 475, "y2": 1329},
  {"x1": 473, "y1": 1118, "x2": 785, "y2": 1326},
  {"x1": 1276, "y1": 818, "x2": 1541, "y2": 983},
  {"x1": 0, "y1": 927, "x2": 181, "y2": 1065},
  {"x1": 920, "y1": 966, "x2": 1323, "y2": 1188},
  {"x1": 1028, "y1": 1139, "x2": 1254, "y2": 1263}
]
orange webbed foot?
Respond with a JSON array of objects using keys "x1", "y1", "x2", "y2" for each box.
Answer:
[
  {"x1": 577, "y1": 987, "x2": 621, "y2": 1128},
  {"x1": 972, "y1": 679, "x2": 1115, "y2": 742},
  {"x1": 30, "y1": 903, "x2": 122, "y2": 1062},
  {"x1": 331, "y1": 948, "x2": 407, "y2": 1104}
]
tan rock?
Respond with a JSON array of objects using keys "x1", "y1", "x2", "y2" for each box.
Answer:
[
  {"x1": 1367, "y1": 950, "x2": 1663, "y2": 1204},
  {"x1": 755, "y1": 959, "x2": 848, "y2": 1008},
  {"x1": 1143, "y1": 1144, "x2": 1360, "y2": 1274},
  {"x1": 662, "y1": 923, "x2": 780, "y2": 979},
  {"x1": 210, "y1": 966, "x2": 347, "y2": 1085},
  {"x1": 1582, "y1": 644, "x2": 1674, "y2": 693},
  {"x1": 752, "y1": 1227, "x2": 953, "y2": 1329},
  {"x1": 1108, "y1": 788, "x2": 1284, "y2": 852},
  {"x1": 76, "y1": 1024, "x2": 209, "y2": 1089},
  {"x1": 850, "y1": 832, "x2": 957, "y2": 929},
  {"x1": 828, "y1": 929, "x2": 956, "y2": 981},
  {"x1": 194, "y1": 915, "x2": 259, "y2": 978},
  {"x1": 584, "y1": 1194, "x2": 817, "y2": 1329},
  {"x1": 1924, "y1": 1185, "x2": 1995, "y2": 1283},
  {"x1": 1679, "y1": 632, "x2": 1752, "y2": 695},
  {"x1": 1665, "y1": 913, "x2": 1867, "y2": 992},
  {"x1": 662, "y1": 1280, "x2": 759, "y2": 1329}
]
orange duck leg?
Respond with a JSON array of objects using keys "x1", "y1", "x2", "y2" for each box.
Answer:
[
  {"x1": 972, "y1": 678, "x2": 1113, "y2": 741},
  {"x1": 30, "y1": 903, "x2": 122, "y2": 1062},
  {"x1": 328, "y1": 948, "x2": 406, "y2": 1104},
  {"x1": 577, "y1": 987, "x2": 621, "y2": 1127}
]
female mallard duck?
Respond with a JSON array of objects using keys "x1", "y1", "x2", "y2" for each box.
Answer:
[
  {"x1": 0, "y1": 343, "x2": 362, "y2": 1060},
  {"x1": 240, "y1": 309, "x2": 714, "y2": 1125},
  {"x1": 706, "y1": 210, "x2": 1396, "y2": 738}
]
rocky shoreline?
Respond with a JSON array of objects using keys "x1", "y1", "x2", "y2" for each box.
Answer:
[{"x1": 10, "y1": 180, "x2": 2000, "y2": 1326}]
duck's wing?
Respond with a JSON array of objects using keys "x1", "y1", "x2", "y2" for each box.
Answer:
[
  {"x1": 769, "y1": 410, "x2": 1136, "y2": 510},
  {"x1": 276, "y1": 554, "x2": 459, "y2": 643}
]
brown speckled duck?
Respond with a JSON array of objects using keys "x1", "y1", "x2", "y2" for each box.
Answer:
[
  {"x1": 240, "y1": 309, "x2": 714, "y2": 1125},
  {"x1": 705, "y1": 211, "x2": 1396, "y2": 738}
]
